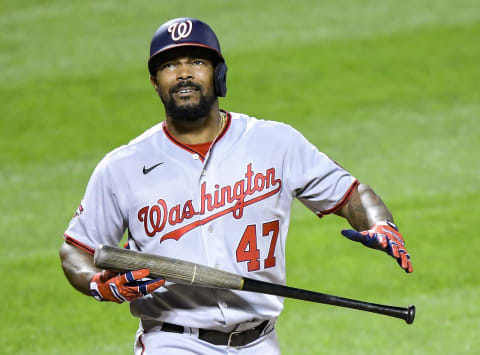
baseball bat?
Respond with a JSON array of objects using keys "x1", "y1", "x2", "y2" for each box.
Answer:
[{"x1": 94, "y1": 244, "x2": 415, "y2": 324}]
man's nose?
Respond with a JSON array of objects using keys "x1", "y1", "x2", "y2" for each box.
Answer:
[{"x1": 176, "y1": 64, "x2": 193, "y2": 81}]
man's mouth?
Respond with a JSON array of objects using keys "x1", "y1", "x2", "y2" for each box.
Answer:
[
  {"x1": 171, "y1": 81, "x2": 202, "y2": 96},
  {"x1": 172, "y1": 86, "x2": 201, "y2": 100},
  {"x1": 175, "y1": 87, "x2": 197, "y2": 94}
]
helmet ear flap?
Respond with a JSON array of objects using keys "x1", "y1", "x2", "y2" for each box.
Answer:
[{"x1": 214, "y1": 62, "x2": 228, "y2": 97}]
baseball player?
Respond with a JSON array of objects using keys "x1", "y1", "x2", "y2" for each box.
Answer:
[{"x1": 60, "y1": 17, "x2": 413, "y2": 354}]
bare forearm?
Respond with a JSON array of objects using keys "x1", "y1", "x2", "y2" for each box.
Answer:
[
  {"x1": 336, "y1": 183, "x2": 393, "y2": 231},
  {"x1": 59, "y1": 242, "x2": 100, "y2": 295}
]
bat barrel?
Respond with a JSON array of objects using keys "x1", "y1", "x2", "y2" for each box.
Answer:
[{"x1": 94, "y1": 244, "x2": 244, "y2": 290}]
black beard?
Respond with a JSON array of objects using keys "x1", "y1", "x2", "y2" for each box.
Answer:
[{"x1": 161, "y1": 82, "x2": 216, "y2": 122}]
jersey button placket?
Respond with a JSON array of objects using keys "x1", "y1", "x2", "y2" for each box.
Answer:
[{"x1": 194, "y1": 155, "x2": 217, "y2": 272}]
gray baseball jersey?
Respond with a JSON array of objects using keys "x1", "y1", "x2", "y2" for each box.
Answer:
[{"x1": 64, "y1": 111, "x2": 358, "y2": 329}]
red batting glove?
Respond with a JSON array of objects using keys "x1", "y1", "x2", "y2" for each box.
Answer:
[
  {"x1": 341, "y1": 220, "x2": 413, "y2": 273},
  {"x1": 90, "y1": 269, "x2": 165, "y2": 303}
]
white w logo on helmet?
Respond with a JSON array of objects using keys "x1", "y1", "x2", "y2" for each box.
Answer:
[{"x1": 168, "y1": 20, "x2": 193, "y2": 41}]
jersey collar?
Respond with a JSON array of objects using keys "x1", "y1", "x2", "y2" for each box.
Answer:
[{"x1": 162, "y1": 111, "x2": 231, "y2": 162}]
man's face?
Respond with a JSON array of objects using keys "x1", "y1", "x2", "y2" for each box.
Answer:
[{"x1": 152, "y1": 47, "x2": 217, "y2": 122}]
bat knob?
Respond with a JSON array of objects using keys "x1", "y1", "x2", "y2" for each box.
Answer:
[{"x1": 405, "y1": 305, "x2": 416, "y2": 324}]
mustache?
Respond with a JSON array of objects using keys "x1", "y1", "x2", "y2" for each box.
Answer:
[{"x1": 169, "y1": 81, "x2": 203, "y2": 95}]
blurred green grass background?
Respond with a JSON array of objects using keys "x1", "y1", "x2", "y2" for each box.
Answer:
[{"x1": 1, "y1": 0, "x2": 479, "y2": 354}]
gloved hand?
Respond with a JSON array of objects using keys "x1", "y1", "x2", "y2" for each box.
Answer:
[
  {"x1": 90, "y1": 269, "x2": 165, "y2": 303},
  {"x1": 341, "y1": 220, "x2": 413, "y2": 273}
]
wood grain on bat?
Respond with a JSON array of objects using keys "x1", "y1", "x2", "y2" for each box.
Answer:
[{"x1": 94, "y1": 245, "x2": 244, "y2": 289}]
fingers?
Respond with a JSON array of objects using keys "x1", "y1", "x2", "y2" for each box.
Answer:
[
  {"x1": 108, "y1": 283, "x2": 128, "y2": 303},
  {"x1": 341, "y1": 223, "x2": 413, "y2": 273},
  {"x1": 383, "y1": 235, "x2": 415, "y2": 272},
  {"x1": 123, "y1": 268, "x2": 151, "y2": 283},
  {"x1": 406, "y1": 254, "x2": 413, "y2": 273},
  {"x1": 121, "y1": 280, "x2": 165, "y2": 301},
  {"x1": 341, "y1": 229, "x2": 382, "y2": 249},
  {"x1": 399, "y1": 251, "x2": 408, "y2": 270},
  {"x1": 373, "y1": 222, "x2": 414, "y2": 272},
  {"x1": 140, "y1": 278, "x2": 165, "y2": 296},
  {"x1": 116, "y1": 269, "x2": 164, "y2": 301},
  {"x1": 341, "y1": 229, "x2": 365, "y2": 242},
  {"x1": 397, "y1": 250, "x2": 413, "y2": 273},
  {"x1": 386, "y1": 238, "x2": 400, "y2": 258},
  {"x1": 92, "y1": 269, "x2": 164, "y2": 303}
]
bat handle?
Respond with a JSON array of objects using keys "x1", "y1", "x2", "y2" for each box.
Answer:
[
  {"x1": 340, "y1": 298, "x2": 415, "y2": 324},
  {"x1": 242, "y1": 278, "x2": 415, "y2": 324},
  {"x1": 367, "y1": 302, "x2": 415, "y2": 324}
]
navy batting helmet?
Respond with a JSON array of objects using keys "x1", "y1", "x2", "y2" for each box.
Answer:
[{"x1": 148, "y1": 18, "x2": 228, "y2": 97}]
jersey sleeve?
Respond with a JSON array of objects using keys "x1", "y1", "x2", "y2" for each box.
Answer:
[
  {"x1": 284, "y1": 127, "x2": 358, "y2": 217},
  {"x1": 64, "y1": 156, "x2": 127, "y2": 254}
]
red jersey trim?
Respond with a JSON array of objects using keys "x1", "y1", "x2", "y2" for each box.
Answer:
[
  {"x1": 64, "y1": 234, "x2": 95, "y2": 255},
  {"x1": 139, "y1": 334, "x2": 146, "y2": 355},
  {"x1": 163, "y1": 124, "x2": 206, "y2": 161},
  {"x1": 317, "y1": 179, "x2": 360, "y2": 218},
  {"x1": 162, "y1": 111, "x2": 231, "y2": 162},
  {"x1": 184, "y1": 141, "x2": 212, "y2": 157}
]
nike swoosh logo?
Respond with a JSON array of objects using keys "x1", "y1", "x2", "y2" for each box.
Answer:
[{"x1": 143, "y1": 162, "x2": 164, "y2": 175}]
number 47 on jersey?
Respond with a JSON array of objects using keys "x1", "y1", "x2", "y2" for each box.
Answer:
[{"x1": 236, "y1": 220, "x2": 279, "y2": 272}]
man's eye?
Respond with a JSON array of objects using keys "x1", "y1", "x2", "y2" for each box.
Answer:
[
  {"x1": 162, "y1": 63, "x2": 176, "y2": 70},
  {"x1": 193, "y1": 60, "x2": 204, "y2": 65}
]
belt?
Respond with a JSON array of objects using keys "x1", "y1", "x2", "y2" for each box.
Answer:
[{"x1": 160, "y1": 320, "x2": 271, "y2": 347}]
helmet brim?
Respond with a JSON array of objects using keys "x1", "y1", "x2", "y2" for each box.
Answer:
[{"x1": 148, "y1": 43, "x2": 224, "y2": 76}]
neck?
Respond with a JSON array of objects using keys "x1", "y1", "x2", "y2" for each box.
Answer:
[{"x1": 165, "y1": 102, "x2": 224, "y2": 145}]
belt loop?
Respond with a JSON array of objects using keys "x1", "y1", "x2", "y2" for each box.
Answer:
[{"x1": 189, "y1": 326, "x2": 199, "y2": 338}]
